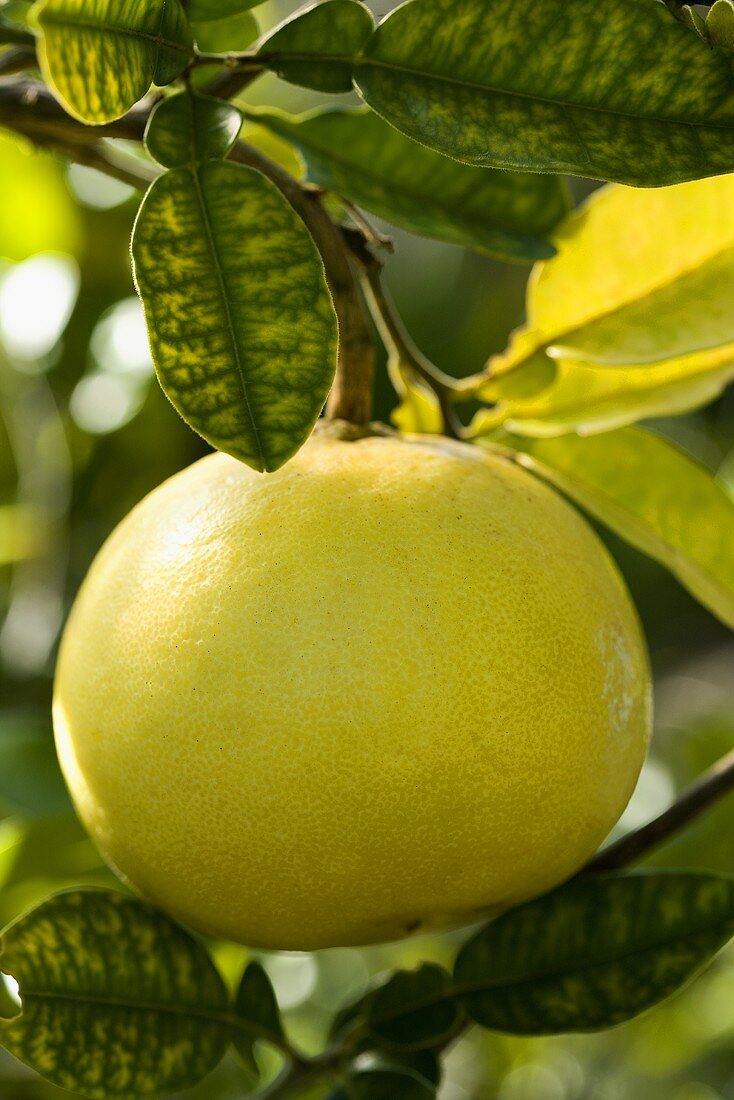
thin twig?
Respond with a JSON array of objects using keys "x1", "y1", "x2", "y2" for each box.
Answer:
[
  {"x1": 200, "y1": 62, "x2": 265, "y2": 100},
  {"x1": 339, "y1": 199, "x2": 395, "y2": 253},
  {"x1": 357, "y1": 254, "x2": 465, "y2": 440},
  {"x1": 583, "y1": 747, "x2": 734, "y2": 874}
]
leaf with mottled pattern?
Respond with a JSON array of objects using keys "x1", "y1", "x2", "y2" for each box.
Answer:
[
  {"x1": 354, "y1": 0, "x2": 734, "y2": 185},
  {"x1": 145, "y1": 91, "x2": 242, "y2": 169},
  {"x1": 454, "y1": 872, "x2": 734, "y2": 1034},
  {"x1": 256, "y1": 0, "x2": 374, "y2": 93},
  {"x1": 31, "y1": 0, "x2": 194, "y2": 124},
  {"x1": 132, "y1": 159, "x2": 338, "y2": 471},
  {"x1": 253, "y1": 106, "x2": 570, "y2": 261},
  {"x1": 0, "y1": 889, "x2": 231, "y2": 1099}
]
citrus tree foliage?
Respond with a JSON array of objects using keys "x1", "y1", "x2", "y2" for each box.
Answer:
[{"x1": 1, "y1": 0, "x2": 734, "y2": 1096}]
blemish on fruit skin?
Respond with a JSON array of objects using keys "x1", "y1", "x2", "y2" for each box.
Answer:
[{"x1": 54, "y1": 433, "x2": 650, "y2": 951}]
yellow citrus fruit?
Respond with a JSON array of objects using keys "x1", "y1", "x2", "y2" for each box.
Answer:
[{"x1": 53, "y1": 429, "x2": 651, "y2": 950}]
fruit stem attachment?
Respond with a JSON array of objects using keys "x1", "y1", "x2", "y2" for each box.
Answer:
[{"x1": 583, "y1": 746, "x2": 734, "y2": 874}]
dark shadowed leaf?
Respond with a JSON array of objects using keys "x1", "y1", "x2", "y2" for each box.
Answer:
[
  {"x1": 330, "y1": 1067, "x2": 435, "y2": 1099},
  {"x1": 454, "y1": 872, "x2": 734, "y2": 1034},
  {"x1": 354, "y1": 0, "x2": 734, "y2": 185},
  {"x1": 145, "y1": 91, "x2": 242, "y2": 169},
  {"x1": 191, "y1": 9, "x2": 258, "y2": 52},
  {"x1": 233, "y1": 961, "x2": 285, "y2": 1077},
  {"x1": 254, "y1": 106, "x2": 569, "y2": 261},
  {"x1": 31, "y1": 0, "x2": 193, "y2": 123},
  {"x1": 256, "y1": 0, "x2": 374, "y2": 92},
  {"x1": 0, "y1": 889, "x2": 231, "y2": 1098},
  {"x1": 131, "y1": 159, "x2": 338, "y2": 471},
  {"x1": 367, "y1": 963, "x2": 462, "y2": 1051},
  {"x1": 483, "y1": 428, "x2": 734, "y2": 629}
]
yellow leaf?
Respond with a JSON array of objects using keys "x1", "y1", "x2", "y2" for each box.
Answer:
[
  {"x1": 480, "y1": 177, "x2": 734, "y2": 432},
  {"x1": 482, "y1": 344, "x2": 734, "y2": 437},
  {"x1": 527, "y1": 176, "x2": 734, "y2": 365}
]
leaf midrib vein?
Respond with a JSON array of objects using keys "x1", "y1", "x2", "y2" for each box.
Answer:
[
  {"x1": 355, "y1": 56, "x2": 734, "y2": 135},
  {"x1": 370, "y1": 909, "x2": 734, "y2": 1027},
  {"x1": 190, "y1": 165, "x2": 267, "y2": 470},
  {"x1": 38, "y1": 13, "x2": 190, "y2": 54},
  {"x1": 1, "y1": 985, "x2": 280, "y2": 1043}
]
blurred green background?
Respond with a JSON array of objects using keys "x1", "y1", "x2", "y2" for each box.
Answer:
[{"x1": 1, "y1": 2, "x2": 734, "y2": 1098}]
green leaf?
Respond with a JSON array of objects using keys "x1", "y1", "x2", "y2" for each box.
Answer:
[
  {"x1": 367, "y1": 963, "x2": 462, "y2": 1051},
  {"x1": 330, "y1": 1067, "x2": 435, "y2": 1100},
  {"x1": 145, "y1": 90, "x2": 241, "y2": 168},
  {"x1": 381, "y1": 1051, "x2": 441, "y2": 1088},
  {"x1": 0, "y1": 715, "x2": 70, "y2": 818},
  {"x1": 233, "y1": 961, "x2": 285, "y2": 1076},
  {"x1": 0, "y1": 889, "x2": 231, "y2": 1099},
  {"x1": 30, "y1": 0, "x2": 194, "y2": 124},
  {"x1": 131, "y1": 159, "x2": 338, "y2": 471},
  {"x1": 708, "y1": 0, "x2": 734, "y2": 51},
  {"x1": 482, "y1": 427, "x2": 734, "y2": 629},
  {"x1": 253, "y1": 106, "x2": 570, "y2": 262},
  {"x1": 191, "y1": 9, "x2": 257, "y2": 52},
  {"x1": 256, "y1": 0, "x2": 374, "y2": 93},
  {"x1": 677, "y1": 4, "x2": 713, "y2": 40},
  {"x1": 354, "y1": 0, "x2": 734, "y2": 186},
  {"x1": 188, "y1": 0, "x2": 262, "y2": 17},
  {"x1": 454, "y1": 872, "x2": 734, "y2": 1034}
]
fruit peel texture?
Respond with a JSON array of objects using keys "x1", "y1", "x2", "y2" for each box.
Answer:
[{"x1": 53, "y1": 432, "x2": 652, "y2": 949}]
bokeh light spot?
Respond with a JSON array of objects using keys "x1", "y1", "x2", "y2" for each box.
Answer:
[{"x1": 0, "y1": 253, "x2": 79, "y2": 360}]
